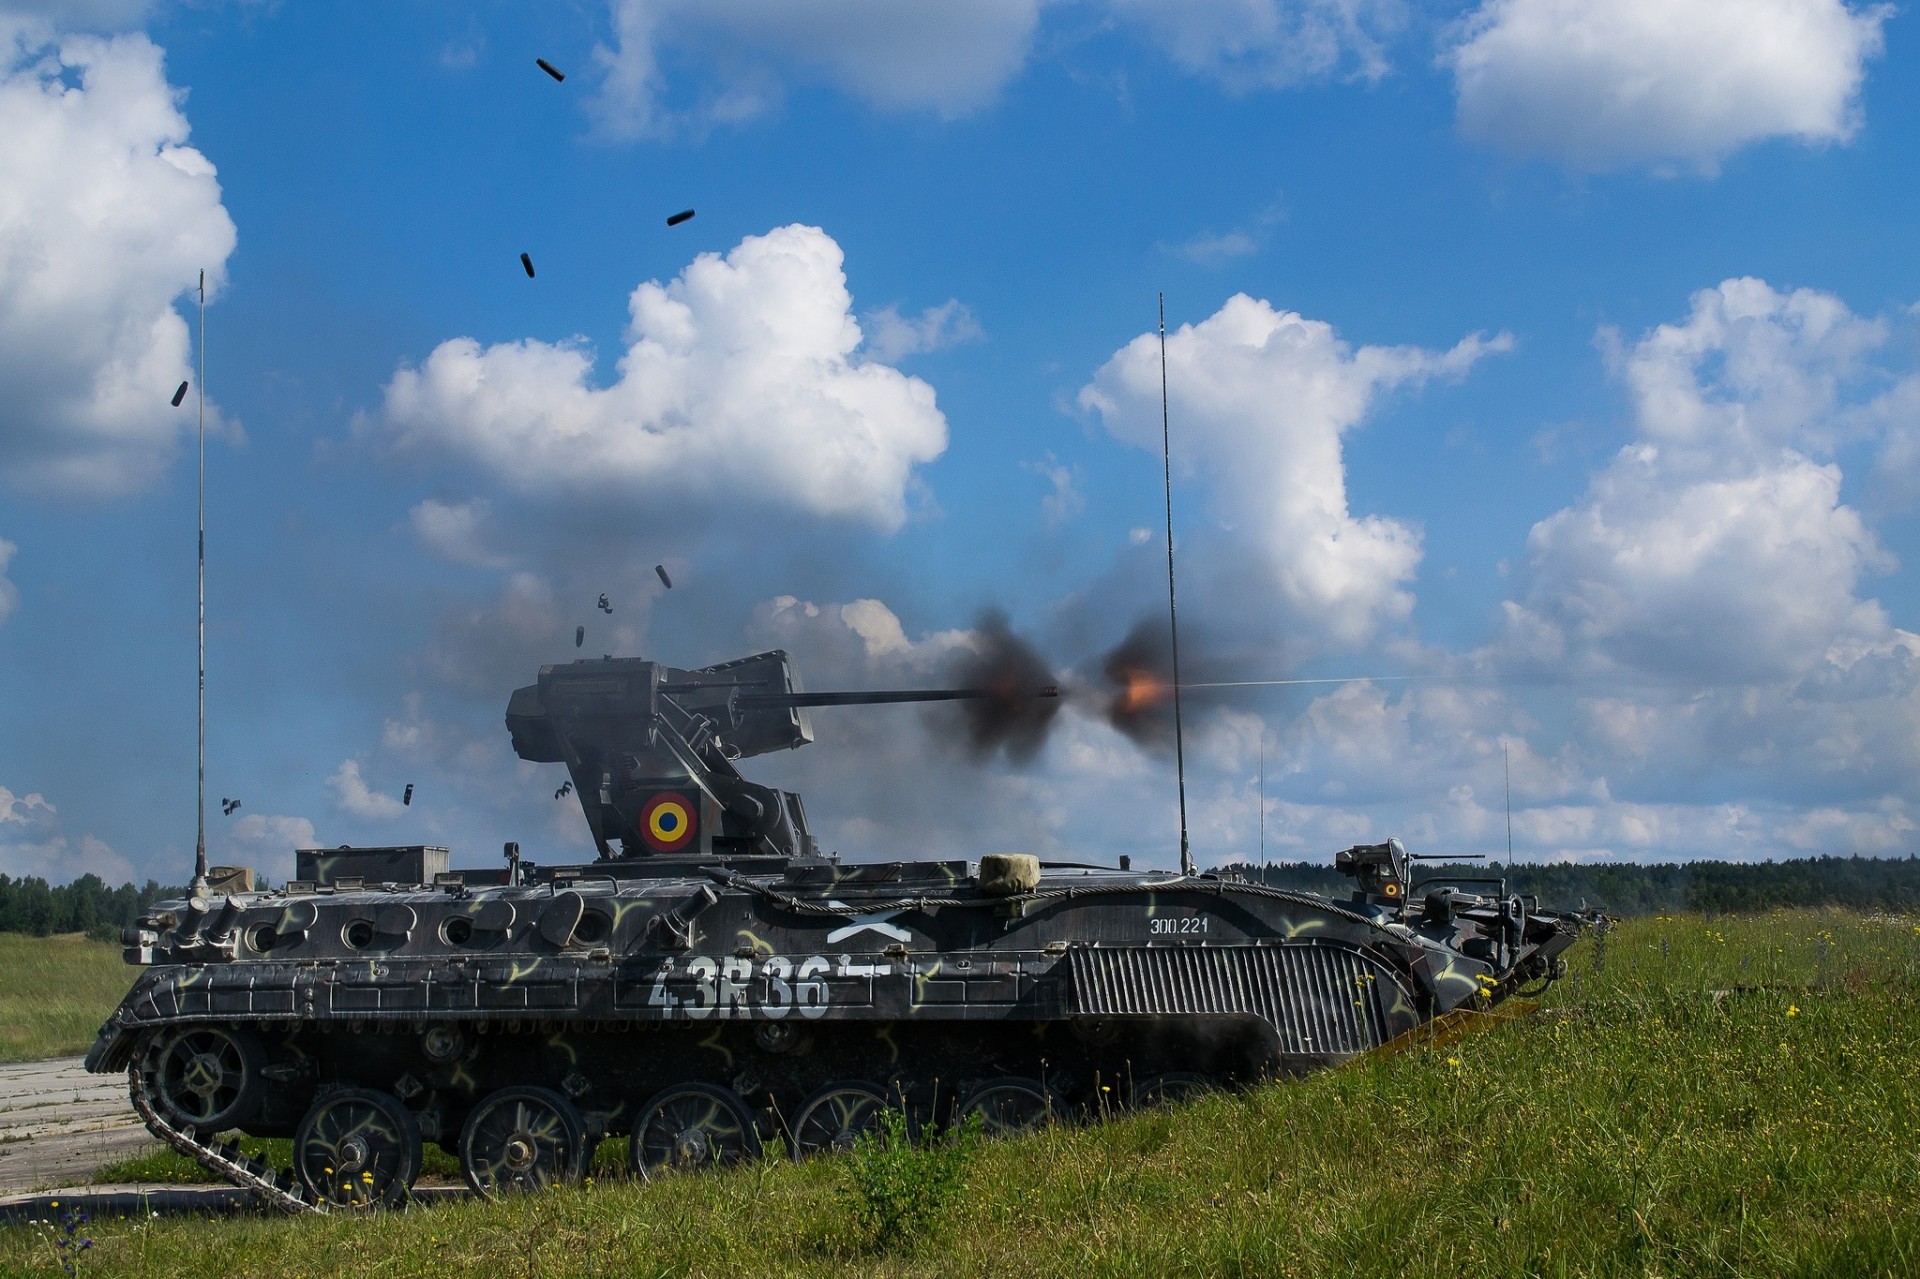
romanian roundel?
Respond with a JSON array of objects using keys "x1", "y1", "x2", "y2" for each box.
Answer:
[{"x1": 638, "y1": 792, "x2": 696, "y2": 853}]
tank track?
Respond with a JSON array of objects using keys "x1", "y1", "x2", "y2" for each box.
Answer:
[{"x1": 126, "y1": 1068, "x2": 322, "y2": 1215}]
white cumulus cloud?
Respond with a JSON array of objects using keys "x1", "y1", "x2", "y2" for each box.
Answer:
[
  {"x1": 381, "y1": 691, "x2": 501, "y2": 774},
  {"x1": 1448, "y1": 278, "x2": 1920, "y2": 858},
  {"x1": 218, "y1": 813, "x2": 318, "y2": 880},
  {"x1": 1080, "y1": 294, "x2": 1508, "y2": 655},
  {"x1": 327, "y1": 759, "x2": 406, "y2": 820},
  {"x1": 1502, "y1": 278, "x2": 1899, "y2": 684},
  {"x1": 1608, "y1": 276, "x2": 1886, "y2": 459},
  {"x1": 0, "y1": 783, "x2": 54, "y2": 828},
  {"x1": 1163, "y1": 197, "x2": 1287, "y2": 268},
  {"x1": 0, "y1": 2, "x2": 154, "y2": 29},
  {"x1": 0, "y1": 783, "x2": 131, "y2": 881},
  {"x1": 592, "y1": 0, "x2": 1042, "y2": 138},
  {"x1": 1178, "y1": 277, "x2": 1920, "y2": 865},
  {"x1": 1023, "y1": 453, "x2": 1084, "y2": 526},
  {"x1": 0, "y1": 20, "x2": 237, "y2": 497},
  {"x1": 1447, "y1": 0, "x2": 1890, "y2": 171},
  {"x1": 861, "y1": 299, "x2": 983, "y2": 363},
  {"x1": 1775, "y1": 800, "x2": 1915, "y2": 855},
  {"x1": 1513, "y1": 452, "x2": 1890, "y2": 683},
  {"x1": 374, "y1": 224, "x2": 948, "y2": 533},
  {"x1": 410, "y1": 498, "x2": 513, "y2": 570},
  {"x1": 1109, "y1": 0, "x2": 1404, "y2": 89},
  {"x1": 588, "y1": 1, "x2": 1420, "y2": 141}
]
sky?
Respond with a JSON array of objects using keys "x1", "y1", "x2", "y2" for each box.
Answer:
[{"x1": 3, "y1": 0, "x2": 1919, "y2": 886}]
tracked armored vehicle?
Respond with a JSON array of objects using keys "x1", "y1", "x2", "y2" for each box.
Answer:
[{"x1": 87, "y1": 650, "x2": 1588, "y2": 1210}]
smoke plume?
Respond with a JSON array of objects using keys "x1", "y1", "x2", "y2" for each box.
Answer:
[
  {"x1": 1101, "y1": 617, "x2": 1179, "y2": 749},
  {"x1": 945, "y1": 610, "x2": 1061, "y2": 763}
]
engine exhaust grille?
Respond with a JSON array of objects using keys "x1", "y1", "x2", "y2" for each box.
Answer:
[{"x1": 1067, "y1": 944, "x2": 1409, "y2": 1056}]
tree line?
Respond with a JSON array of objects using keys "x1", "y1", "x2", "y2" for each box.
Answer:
[
  {"x1": 3, "y1": 854, "x2": 1919, "y2": 939},
  {"x1": 1221, "y1": 854, "x2": 1920, "y2": 916},
  {"x1": 0, "y1": 874, "x2": 185, "y2": 940}
]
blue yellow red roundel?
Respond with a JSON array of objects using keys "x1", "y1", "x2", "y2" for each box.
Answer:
[{"x1": 638, "y1": 792, "x2": 696, "y2": 853}]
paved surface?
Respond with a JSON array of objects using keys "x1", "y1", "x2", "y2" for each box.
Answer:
[{"x1": 0, "y1": 1057, "x2": 154, "y2": 1196}]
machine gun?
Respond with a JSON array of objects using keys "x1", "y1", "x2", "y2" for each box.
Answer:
[{"x1": 507, "y1": 651, "x2": 1057, "y2": 861}]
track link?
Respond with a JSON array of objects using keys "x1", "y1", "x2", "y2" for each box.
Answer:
[{"x1": 126, "y1": 1068, "x2": 323, "y2": 1215}]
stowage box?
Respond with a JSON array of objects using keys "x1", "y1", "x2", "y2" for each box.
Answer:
[{"x1": 294, "y1": 845, "x2": 449, "y2": 887}]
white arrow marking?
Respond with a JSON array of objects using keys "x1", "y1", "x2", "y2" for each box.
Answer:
[{"x1": 824, "y1": 904, "x2": 912, "y2": 945}]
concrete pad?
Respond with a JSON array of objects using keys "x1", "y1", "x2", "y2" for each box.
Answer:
[{"x1": 0, "y1": 1057, "x2": 155, "y2": 1195}]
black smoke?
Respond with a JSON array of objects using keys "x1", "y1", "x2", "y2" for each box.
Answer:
[
  {"x1": 944, "y1": 610, "x2": 1061, "y2": 763},
  {"x1": 1102, "y1": 617, "x2": 1178, "y2": 749},
  {"x1": 1094, "y1": 614, "x2": 1242, "y2": 752}
]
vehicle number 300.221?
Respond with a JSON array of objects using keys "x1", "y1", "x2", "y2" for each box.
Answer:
[
  {"x1": 647, "y1": 954, "x2": 832, "y2": 1020},
  {"x1": 1147, "y1": 915, "x2": 1211, "y2": 936}
]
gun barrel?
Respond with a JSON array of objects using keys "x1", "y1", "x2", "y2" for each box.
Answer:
[{"x1": 737, "y1": 686, "x2": 1059, "y2": 710}]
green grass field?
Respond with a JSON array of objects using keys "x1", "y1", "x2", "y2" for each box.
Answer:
[
  {"x1": 0, "y1": 934, "x2": 136, "y2": 1064},
  {"x1": 4, "y1": 908, "x2": 1918, "y2": 1277}
]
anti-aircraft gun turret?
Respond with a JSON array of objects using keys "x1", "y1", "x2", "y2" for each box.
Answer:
[{"x1": 506, "y1": 651, "x2": 1056, "y2": 862}]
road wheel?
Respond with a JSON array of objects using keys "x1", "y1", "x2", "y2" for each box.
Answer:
[
  {"x1": 293, "y1": 1088, "x2": 421, "y2": 1208},
  {"x1": 630, "y1": 1083, "x2": 760, "y2": 1177},
  {"x1": 789, "y1": 1081, "x2": 901, "y2": 1158},
  {"x1": 458, "y1": 1086, "x2": 587, "y2": 1198},
  {"x1": 954, "y1": 1076, "x2": 1063, "y2": 1137},
  {"x1": 1127, "y1": 1072, "x2": 1215, "y2": 1109}
]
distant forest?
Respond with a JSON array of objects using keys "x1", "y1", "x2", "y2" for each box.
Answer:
[
  {"x1": 2, "y1": 855, "x2": 1919, "y2": 939},
  {"x1": 1220, "y1": 854, "x2": 1920, "y2": 917},
  {"x1": 0, "y1": 874, "x2": 184, "y2": 940}
]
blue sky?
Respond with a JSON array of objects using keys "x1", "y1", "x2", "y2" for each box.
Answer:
[{"x1": 3, "y1": 0, "x2": 1919, "y2": 885}]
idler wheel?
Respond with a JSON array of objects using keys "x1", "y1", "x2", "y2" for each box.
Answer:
[
  {"x1": 629, "y1": 1083, "x2": 759, "y2": 1177},
  {"x1": 788, "y1": 1082, "x2": 901, "y2": 1159},
  {"x1": 1127, "y1": 1072, "x2": 1215, "y2": 1109},
  {"x1": 955, "y1": 1077, "x2": 1063, "y2": 1137},
  {"x1": 458, "y1": 1086, "x2": 587, "y2": 1198},
  {"x1": 293, "y1": 1088, "x2": 422, "y2": 1208},
  {"x1": 136, "y1": 1025, "x2": 265, "y2": 1132}
]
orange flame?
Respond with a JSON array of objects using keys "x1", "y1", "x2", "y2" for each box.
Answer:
[{"x1": 1114, "y1": 665, "x2": 1169, "y2": 714}]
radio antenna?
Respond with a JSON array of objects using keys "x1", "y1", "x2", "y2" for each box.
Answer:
[
  {"x1": 192, "y1": 269, "x2": 208, "y2": 896},
  {"x1": 1502, "y1": 738, "x2": 1512, "y2": 864},
  {"x1": 1158, "y1": 294, "x2": 1192, "y2": 876},
  {"x1": 1257, "y1": 732, "x2": 1266, "y2": 874}
]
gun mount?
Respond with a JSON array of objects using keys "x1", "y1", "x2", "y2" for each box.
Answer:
[{"x1": 506, "y1": 651, "x2": 1058, "y2": 861}]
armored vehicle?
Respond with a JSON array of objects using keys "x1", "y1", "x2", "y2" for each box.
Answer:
[{"x1": 87, "y1": 651, "x2": 1588, "y2": 1210}]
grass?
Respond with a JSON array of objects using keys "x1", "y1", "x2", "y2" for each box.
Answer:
[
  {"x1": 5, "y1": 908, "x2": 1918, "y2": 1277},
  {"x1": 0, "y1": 934, "x2": 137, "y2": 1064},
  {"x1": 87, "y1": 1140, "x2": 291, "y2": 1188}
]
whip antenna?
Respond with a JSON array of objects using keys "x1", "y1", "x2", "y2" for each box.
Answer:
[
  {"x1": 1158, "y1": 294, "x2": 1192, "y2": 876},
  {"x1": 192, "y1": 269, "x2": 208, "y2": 895},
  {"x1": 1257, "y1": 732, "x2": 1265, "y2": 874},
  {"x1": 1503, "y1": 739, "x2": 1512, "y2": 864}
]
